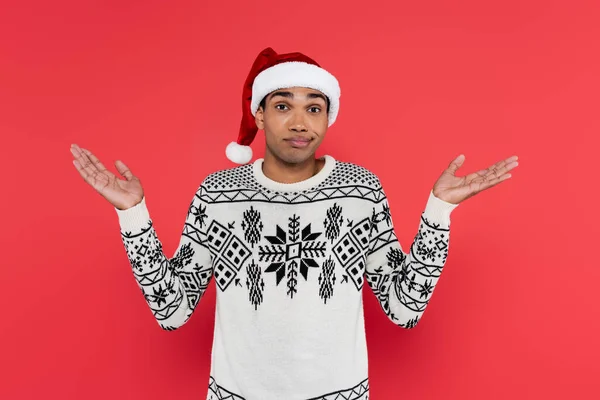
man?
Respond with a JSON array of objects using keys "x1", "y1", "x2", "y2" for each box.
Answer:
[{"x1": 70, "y1": 47, "x2": 518, "y2": 400}]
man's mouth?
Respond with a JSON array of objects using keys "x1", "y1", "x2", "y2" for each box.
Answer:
[{"x1": 286, "y1": 137, "x2": 312, "y2": 148}]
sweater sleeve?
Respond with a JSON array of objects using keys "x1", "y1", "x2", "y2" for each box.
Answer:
[
  {"x1": 365, "y1": 184, "x2": 459, "y2": 328},
  {"x1": 114, "y1": 184, "x2": 213, "y2": 331}
]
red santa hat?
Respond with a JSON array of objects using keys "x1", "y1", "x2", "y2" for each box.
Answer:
[{"x1": 225, "y1": 47, "x2": 341, "y2": 164}]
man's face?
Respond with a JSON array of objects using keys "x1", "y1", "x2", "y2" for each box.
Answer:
[{"x1": 255, "y1": 86, "x2": 329, "y2": 164}]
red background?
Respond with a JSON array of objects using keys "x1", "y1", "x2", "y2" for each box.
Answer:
[{"x1": 1, "y1": 0, "x2": 598, "y2": 399}]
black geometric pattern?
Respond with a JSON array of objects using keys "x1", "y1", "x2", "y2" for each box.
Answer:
[
  {"x1": 365, "y1": 192, "x2": 451, "y2": 328},
  {"x1": 324, "y1": 202, "x2": 344, "y2": 242},
  {"x1": 318, "y1": 256, "x2": 336, "y2": 304},
  {"x1": 177, "y1": 264, "x2": 212, "y2": 309},
  {"x1": 241, "y1": 205, "x2": 263, "y2": 247},
  {"x1": 306, "y1": 377, "x2": 369, "y2": 400},
  {"x1": 365, "y1": 247, "x2": 405, "y2": 317},
  {"x1": 207, "y1": 376, "x2": 246, "y2": 400},
  {"x1": 246, "y1": 259, "x2": 265, "y2": 310},
  {"x1": 368, "y1": 199, "x2": 392, "y2": 240},
  {"x1": 205, "y1": 220, "x2": 251, "y2": 292},
  {"x1": 165, "y1": 240, "x2": 212, "y2": 311},
  {"x1": 331, "y1": 217, "x2": 371, "y2": 291},
  {"x1": 200, "y1": 160, "x2": 384, "y2": 205},
  {"x1": 120, "y1": 192, "x2": 213, "y2": 330},
  {"x1": 206, "y1": 376, "x2": 369, "y2": 400},
  {"x1": 259, "y1": 214, "x2": 327, "y2": 298},
  {"x1": 190, "y1": 202, "x2": 208, "y2": 229}
]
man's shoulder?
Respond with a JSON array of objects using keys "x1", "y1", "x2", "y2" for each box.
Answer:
[
  {"x1": 331, "y1": 157, "x2": 382, "y2": 189},
  {"x1": 199, "y1": 163, "x2": 254, "y2": 190}
]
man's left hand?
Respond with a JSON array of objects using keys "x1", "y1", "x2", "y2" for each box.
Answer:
[{"x1": 432, "y1": 154, "x2": 519, "y2": 204}]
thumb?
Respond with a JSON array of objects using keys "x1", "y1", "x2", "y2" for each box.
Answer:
[
  {"x1": 115, "y1": 160, "x2": 134, "y2": 181},
  {"x1": 446, "y1": 154, "x2": 465, "y2": 175}
]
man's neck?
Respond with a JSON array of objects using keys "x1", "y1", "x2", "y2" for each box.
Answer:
[{"x1": 262, "y1": 152, "x2": 325, "y2": 184}]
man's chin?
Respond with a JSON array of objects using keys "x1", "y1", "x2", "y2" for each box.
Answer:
[{"x1": 277, "y1": 150, "x2": 316, "y2": 165}]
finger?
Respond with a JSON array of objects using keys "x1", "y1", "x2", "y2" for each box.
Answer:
[
  {"x1": 71, "y1": 145, "x2": 93, "y2": 181},
  {"x1": 71, "y1": 145, "x2": 110, "y2": 189},
  {"x1": 115, "y1": 160, "x2": 134, "y2": 181},
  {"x1": 467, "y1": 168, "x2": 488, "y2": 179},
  {"x1": 483, "y1": 159, "x2": 518, "y2": 181},
  {"x1": 446, "y1": 154, "x2": 465, "y2": 175},
  {"x1": 72, "y1": 159, "x2": 91, "y2": 182},
  {"x1": 487, "y1": 173, "x2": 512, "y2": 188},
  {"x1": 473, "y1": 172, "x2": 512, "y2": 192},
  {"x1": 83, "y1": 148, "x2": 118, "y2": 182},
  {"x1": 82, "y1": 148, "x2": 110, "y2": 174},
  {"x1": 73, "y1": 158, "x2": 108, "y2": 191},
  {"x1": 479, "y1": 155, "x2": 519, "y2": 181},
  {"x1": 73, "y1": 155, "x2": 103, "y2": 187},
  {"x1": 71, "y1": 144, "x2": 100, "y2": 179}
]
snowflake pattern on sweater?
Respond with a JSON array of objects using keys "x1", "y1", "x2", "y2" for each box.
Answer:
[{"x1": 115, "y1": 154, "x2": 458, "y2": 400}]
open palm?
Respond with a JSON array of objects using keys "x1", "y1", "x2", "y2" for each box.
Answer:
[
  {"x1": 70, "y1": 143, "x2": 144, "y2": 210},
  {"x1": 433, "y1": 154, "x2": 519, "y2": 204}
]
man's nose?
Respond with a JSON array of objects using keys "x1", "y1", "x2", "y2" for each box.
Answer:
[{"x1": 289, "y1": 111, "x2": 308, "y2": 131}]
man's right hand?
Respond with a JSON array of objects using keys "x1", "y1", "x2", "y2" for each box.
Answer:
[{"x1": 70, "y1": 143, "x2": 144, "y2": 210}]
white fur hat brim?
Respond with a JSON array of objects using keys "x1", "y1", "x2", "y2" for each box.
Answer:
[{"x1": 250, "y1": 61, "x2": 341, "y2": 126}]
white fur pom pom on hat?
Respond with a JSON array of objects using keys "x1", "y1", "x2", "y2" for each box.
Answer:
[{"x1": 226, "y1": 141, "x2": 253, "y2": 165}]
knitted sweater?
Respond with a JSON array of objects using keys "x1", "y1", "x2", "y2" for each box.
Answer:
[{"x1": 115, "y1": 154, "x2": 459, "y2": 400}]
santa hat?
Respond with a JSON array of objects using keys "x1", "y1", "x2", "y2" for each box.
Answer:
[{"x1": 225, "y1": 47, "x2": 341, "y2": 164}]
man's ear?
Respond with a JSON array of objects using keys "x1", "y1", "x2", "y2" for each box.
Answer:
[{"x1": 255, "y1": 106, "x2": 265, "y2": 130}]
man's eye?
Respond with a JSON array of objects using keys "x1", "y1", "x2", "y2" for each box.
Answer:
[
  {"x1": 309, "y1": 107, "x2": 321, "y2": 113},
  {"x1": 275, "y1": 104, "x2": 288, "y2": 110}
]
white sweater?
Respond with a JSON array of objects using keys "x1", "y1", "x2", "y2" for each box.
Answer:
[{"x1": 115, "y1": 154, "x2": 459, "y2": 400}]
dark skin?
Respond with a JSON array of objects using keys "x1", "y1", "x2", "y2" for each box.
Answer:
[{"x1": 254, "y1": 87, "x2": 329, "y2": 184}]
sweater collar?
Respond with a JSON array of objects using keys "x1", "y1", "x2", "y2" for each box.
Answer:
[{"x1": 252, "y1": 155, "x2": 336, "y2": 192}]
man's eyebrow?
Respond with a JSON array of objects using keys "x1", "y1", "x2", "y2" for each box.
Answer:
[
  {"x1": 269, "y1": 90, "x2": 328, "y2": 104},
  {"x1": 306, "y1": 92, "x2": 328, "y2": 104},
  {"x1": 269, "y1": 91, "x2": 294, "y2": 100}
]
